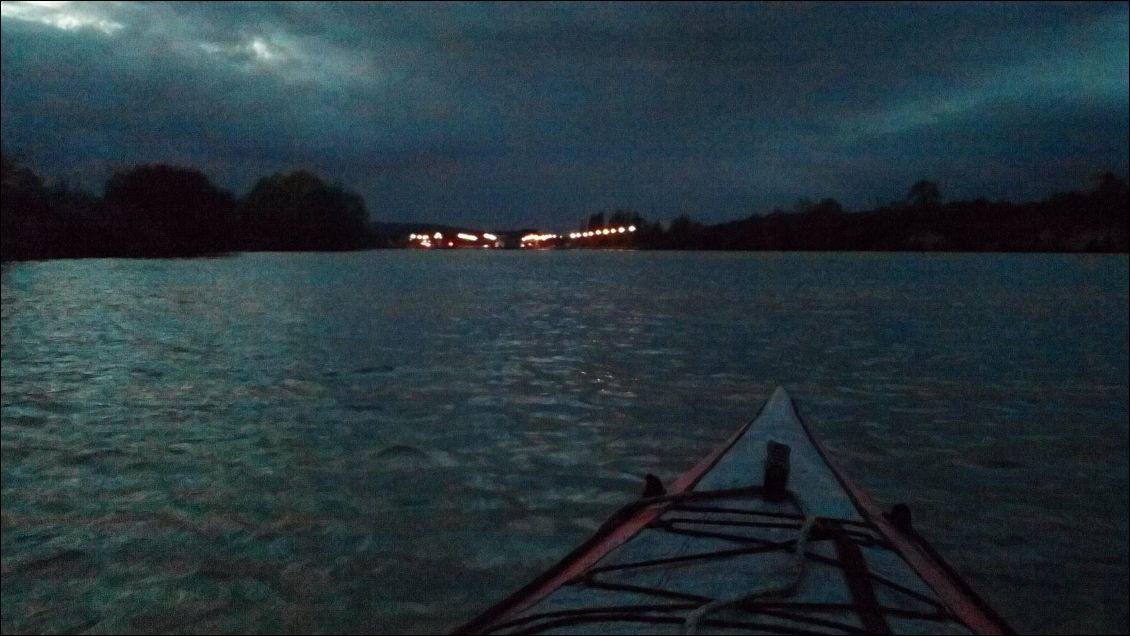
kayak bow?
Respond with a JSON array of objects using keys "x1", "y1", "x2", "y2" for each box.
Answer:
[{"x1": 456, "y1": 386, "x2": 1012, "y2": 635}]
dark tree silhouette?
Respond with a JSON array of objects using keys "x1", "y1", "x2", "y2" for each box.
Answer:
[
  {"x1": 808, "y1": 198, "x2": 844, "y2": 216},
  {"x1": 104, "y1": 164, "x2": 236, "y2": 256},
  {"x1": 2, "y1": 154, "x2": 57, "y2": 260},
  {"x1": 907, "y1": 180, "x2": 942, "y2": 209},
  {"x1": 1, "y1": 154, "x2": 42, "y2": 192},
  {"x1": 3, "y1": 148, "x2": 1127, "y2": 259},
  {"x1": 1095, "y1": 171, "x2": 1129, "y2": 198},
  {"x1": 792, "y1": 198, "x2": 815, "y2": 214},
  {"x1": 663, "y1": 214, "x2": 708, "y2": 249},
  {"x1": 239, "y1": 170, "x2": 369, "y2": 251}
]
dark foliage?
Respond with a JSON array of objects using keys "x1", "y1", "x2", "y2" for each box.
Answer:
[
  {"x1": 1, "y1": 155, "x2": 376, "y2": 261},
  {"x1": 907, "y1": 180, "x2": 942, "y2": 210},
  {"x1": 1, "y1": 152, "x2": 1126, "y2": 261},
  {"x1": 3, "y1": 154, "x2": 58, "y2": 261},
  {"x1": 239, "y1": 171, "x2": 369, "y2": 251},
  {"x1": 103, "y1": 164, "x2": 237, "y2": 256},
  {"x1": 639, "y1": 175, "x2": 1127, "y2": 252}
]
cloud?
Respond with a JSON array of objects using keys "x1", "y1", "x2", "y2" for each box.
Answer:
[
  {"x1": 2, "y1": 2, "x2": 1127, "y2": 227},
  {"x1": 0, "y1": 1, "x2": 124, "y2": 35}
]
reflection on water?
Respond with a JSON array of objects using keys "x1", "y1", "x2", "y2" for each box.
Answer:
[{"x1": 2, "y1": 251, "x2": 1127, "y2": 634}]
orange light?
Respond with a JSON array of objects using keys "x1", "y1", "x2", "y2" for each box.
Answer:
[{"x1": 521, "y1": 233, "x2": 558, "y2": 244}]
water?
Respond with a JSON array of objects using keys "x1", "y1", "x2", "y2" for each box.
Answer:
[{"x1": 2, "y1": 251, "x2": 1127, "y2": 634}]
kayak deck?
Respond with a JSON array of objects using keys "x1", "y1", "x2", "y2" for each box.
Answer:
[{"x1": 456, "y1": 387, "x2": 1011, "y2": 635}]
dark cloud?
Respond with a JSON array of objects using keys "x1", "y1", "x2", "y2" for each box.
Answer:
[{"x1": 2, "y1": 1, "x2": 1126, "y2": 229}]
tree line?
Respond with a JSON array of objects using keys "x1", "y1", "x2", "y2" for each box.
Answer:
[
  {"x1": 2, "y1": 156, "x2": 374, "y2": 261},
  {"x1": 582, "y1": 176, "x2": 1128, "y2": 252},
  {"x1": 3, "y1": 153, "x2": 1127, "y2": 261}
]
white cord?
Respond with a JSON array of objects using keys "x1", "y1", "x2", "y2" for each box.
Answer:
[{"x1": 683, "y1": 514, "x2": 817, "y2": 635}]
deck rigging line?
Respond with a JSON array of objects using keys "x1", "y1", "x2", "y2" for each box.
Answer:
[{"x1": 483, "y1": 486, "x2": 962, "y2": 635}]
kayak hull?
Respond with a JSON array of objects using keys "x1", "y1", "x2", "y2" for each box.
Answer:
[{"x1": 456, "y1": 387, "x2": 1012, "y2": 635}]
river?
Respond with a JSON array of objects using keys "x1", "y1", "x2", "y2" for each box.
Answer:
[{"x1": 2, "y1": 251, "x2": 1127, "y2": 633}]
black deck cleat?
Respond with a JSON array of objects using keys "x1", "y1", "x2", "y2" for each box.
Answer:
[
  {"x1": 642, "y1": 473, "x2": 666, "y2": 498},
  {"x1": 887, "y1": 503, "x2": 913, "y2": 532},
  {"x1": 763, "y1": 440, "x2": 791, "y2": 501}
]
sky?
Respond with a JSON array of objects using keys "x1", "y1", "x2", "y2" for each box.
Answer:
[{"x1": 1, "y1": 1, "x2": 1127, "y2": 230}]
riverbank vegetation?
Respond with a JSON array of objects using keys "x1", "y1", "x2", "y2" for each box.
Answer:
[
  {"x1": 636, "y1": 175, "x2": 1127, "y2": 253},
  {"x1": 2, "y1": 153, "x2": 1126, "y2": 262},
  {"x1": 2, "y1": 156, "x2": 375, "y2": 261}
]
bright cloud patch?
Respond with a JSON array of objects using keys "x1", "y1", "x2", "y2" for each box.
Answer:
[
  {"x1": 198, "y1": 36, "x2": 288, "y2": 66},
  {"x1": 0, "y1": 1, "x2": 124, "y2": 35},
  {"x1": 247, "y1": 37, "x2": 279, "y2": 62}
]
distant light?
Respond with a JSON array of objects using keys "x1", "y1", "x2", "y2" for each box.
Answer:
[
  {"x1": 618, "y1": 227, "x2": 626, "y2": 233},
  {"x1": 458, "y1": 233, "x2": 478, "y2": 241},
  {"x1": 483, "y1": 233, "x2": 498, "y2": 241},
  {"x1": 447, "y1": 241, "x2": 453, "y2": 247},
  {"x1": 409, "y1": 233, "x2": 416, "y2": 240},
  {"x1": 628, "y1": 225, "x2": 637, "y2": 232},
  {"x1": 521, "y1": 233, "x2": 556, "y2": 243},
  {"x1": 434, "y1": 232, "x2": 443, "y2": 239}
]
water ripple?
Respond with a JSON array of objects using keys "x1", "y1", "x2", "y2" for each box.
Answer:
[{"x1": 2, "y1": 252, "x2": 1127, "y2": 634}]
